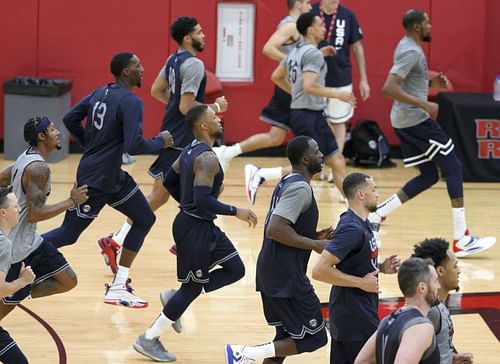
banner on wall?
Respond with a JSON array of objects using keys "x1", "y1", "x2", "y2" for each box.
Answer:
[{"x1": 216, "y1": 3, "x2": 255, "y2": 82}]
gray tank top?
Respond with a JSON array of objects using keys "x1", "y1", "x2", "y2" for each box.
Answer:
[
  {"x1": 9, "y1": 148, "x2": 46, "y2": 263},
  {"x1": 278, "y1": 16, "x2": 301, "y2": 56}
]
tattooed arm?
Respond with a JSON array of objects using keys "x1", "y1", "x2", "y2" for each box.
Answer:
[
  {"x1": 23, "y1": 162, "x2": 88, "y2": 223},
  {"x1": 0, "y1": 165, "x2": 13, "y2": 187}
]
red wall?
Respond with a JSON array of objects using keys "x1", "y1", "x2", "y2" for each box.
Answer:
[{"x1": 1, "y1": 0, "x2": 499, "y2": 146}]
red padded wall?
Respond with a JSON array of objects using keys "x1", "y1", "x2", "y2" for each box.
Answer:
[{"x1": 1, "y1": 0, "x2": 499, "y2": 145}]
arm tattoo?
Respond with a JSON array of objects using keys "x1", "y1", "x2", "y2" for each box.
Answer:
[
  {"x1": 0, "y1": 165, "x2": 13, "y2": 186},
  {"x1": 26, "y1": 162, "x2": 50, "y2": 210}
]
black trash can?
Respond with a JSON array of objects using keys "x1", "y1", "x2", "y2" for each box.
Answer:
[{"x1": 3, "y1": 77, "x2": 72, "y2": 162}]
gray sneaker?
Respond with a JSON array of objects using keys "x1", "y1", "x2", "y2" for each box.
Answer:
[
  {"x1": 133, "y1": 333, "x2": 176, "y2": 362},
  {"x1": 160, "y1": 289, "x2": 183, "y2": 333}
]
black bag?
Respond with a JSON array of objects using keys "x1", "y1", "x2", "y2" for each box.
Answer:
[{"x1": 350, "y1": 120, "x2": 396, "y2": 168}]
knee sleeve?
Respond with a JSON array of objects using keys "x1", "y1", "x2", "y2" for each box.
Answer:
[
  {"x1": 437, "y1": 154, "x2": 463, "y2": 199},
  {"x1": 295, "y1": 327, "x2": 328, "y2": 354},
  {"x1": 163, "y1": 281, "x2": 203, "y2": 321},
  {"x1": 402, "y1": 162, "x2": 439, "y2": 199},
  {"x1": 122, "y1": 209, "x2": 156, "y2": 252}
]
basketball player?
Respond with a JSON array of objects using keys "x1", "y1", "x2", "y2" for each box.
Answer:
[
  {"x1": 413, "y1": 238, "x2": 474, "y2": 364},
  {"x1": 97, "y1": 16, "x2": 228, "y2": 271},
  {"x1": 133, "y1": 105, "x2": 257, "y2": 362},
  {"x1": 225, "y1": 136, "x2": 331, "y2": 363},
  {"x1": 211, "y1": 0, "x2": 313, "y2": 203},
  {"x1": 354, "y1": 257, "x2": 440, "y2": 364},
  {"x1": 312, "y1": 0, "x2": 370, "y2": 160},
  {"x1": 41, "y1": 53, "x2": 173, "y2": 308},
  {"x1": 312, "y1": 172, "x2": 400, "y2": 364},
  {"x1": 368, "y1": 9, "x2": 495, "y2": 257},
  {"x1": 0, "y1": 186, "x2": 35, "y2": 364},
  {"x1": 254, "y1": 12, "x2": 355, "y2": 203}
]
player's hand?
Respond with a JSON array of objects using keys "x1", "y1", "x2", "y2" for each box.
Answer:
[
  {"x1": 380, "y1": 254, "x2": 400, "y2": 274},
  {"x1": 215, "y1": 96, "x2": 228, "y2": 113},
  {"x1": 424, "y1": 101, "x2": 439, "y2": 120},
  {"x1": 359, "y1": 80, "x2": 370, "y2": 101},
  {"x1": 332, "y1": 90, "x2": 357, "y2": 106},
  {"x1": 316, "y1": 226, "x2": 334, "y2": 240},
  {"x1": 452, "y1": 352, "x2": 474, "y2": 364},
  {"x1": 360, "y1": 270, "x2": 379, "y2": 293},
  {"x1": 160, "y1": 130, "x2": 174, "y2": 148},
  {"x1": 429, "y1": 72, "x2": 448, "y2": 88},
  {"x1": 19, "y1": 262, "x2": 35, "y2": 285},
  {"x1": 70, "y1": 182, "x2": 89, "y2": 205},
  {"x1": 236, "y1": 208, "x2": 257, "y2": 227},
  {"x1": 320, "y1": 45, "x2": 336, "y2": 57},
  {"x1": 313, "y1": 240, "x2": 329, "y2": 254}
]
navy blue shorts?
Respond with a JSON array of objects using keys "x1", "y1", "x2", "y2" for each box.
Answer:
[
  {"x1": 71, "y1": 171, "x2": 140, "y2": 219},
  {"x1": 2, "y1": 240, "x2": 69, "y2": 305},
  {"x1": 173, "y1": 212, "x2": 239, "y2": 284},
  {"x1": 260, "y1": 86, "x2": 292, "y2": 131},
  {"x1": 290, "y1": 109, "x2": 339, "y2": 159},
  {"x1": 260, "y1": 290, "x2": 325, "y2": 340},
  {"x1": 0, "y1": 326, "x2": 26, "y2": 363},
  {"x1": 395, "y1": 119, "x2": 454, "y2": 168},
  {"x1": 148, "y1": 148, "x2": 182, "y2": 181}
]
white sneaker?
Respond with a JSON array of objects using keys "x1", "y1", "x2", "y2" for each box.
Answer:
[
  {"x1": 244, "y1": 164, "x2": 265, "y2": 205},
  {"x1": 160, "y1": 289, "x2": 183, "y2": 333},
  {"x1": 224, "y1": 344, "x2": 255, "y2": 364},
  {"x1": 454, "y1": 230, "x2": 496, "y2": 258},
  {"x1": 104, "y1": 280, "x2": 148, "y2": 308}
]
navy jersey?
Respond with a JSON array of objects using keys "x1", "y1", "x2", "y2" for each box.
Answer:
[
  {"x1": 162, "y1": 50, "x2": 207, "y2": 148},
  {"x1": 326, "y1": 209, "x2": 379, "y2": 341},
  {"x1": 376, "y1": 307, "x2": 440, "y2": 364},
  {"x1": 63, "y1": 83, "x2": 165, "y2": 193},
  {"x1": 312, "y1": 3, "x2": 363, "y2": 87},
  {"x1": 179, "y1": 140, "x2": 223, "y2": 220},
  {"x1": 256, "y1": 173, "x2": 318, "y2": 297}
]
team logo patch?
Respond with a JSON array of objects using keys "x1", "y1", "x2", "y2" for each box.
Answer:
[
  {"x1": 309, "y1": 319, "x2": 318, "y2": 328},
  {"x1": 82, "y1": 205, "x2": 91, "y2": 213},
  {"x1": 196, "y1": 270, "x2": 203, "y2": 278}
]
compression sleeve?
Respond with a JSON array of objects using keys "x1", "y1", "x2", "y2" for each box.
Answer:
[{"x1": 193, "y1": 186, "x2": 237, "y2": 216}]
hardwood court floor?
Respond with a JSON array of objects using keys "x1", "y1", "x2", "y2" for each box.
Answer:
[{"x1": 2, "y1": 154, "x2": 499, "y2": 363}]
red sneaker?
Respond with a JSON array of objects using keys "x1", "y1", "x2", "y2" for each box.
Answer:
[{"x1": 97, "y1": 235, "x2": 121, "y2": 274}]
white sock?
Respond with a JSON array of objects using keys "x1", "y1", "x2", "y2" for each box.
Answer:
[
  {"x1": 242, "y1": 342, "x2": 276, "y2": 360},
  {"x1": 114, "y1": 221, "x2": 131, "y2": 245},
  {"x1": 226, "y1": 143, "x2": 242, "y2": 159},
  {"x1": 377, "y1": 194, "x2": 402, "y2": 217},
  {"x1": 112, "y1": 266, "x2": 130, "y2": 286},
  {"x1": 257, "y1": 167, "x2": 282, "y2": 181},
  {"x1": 452, "y1": 207, "x2": 467, "y2": 240},
  {"x1": 145, "y1": 312, "x2": 174, "y2": 339}
]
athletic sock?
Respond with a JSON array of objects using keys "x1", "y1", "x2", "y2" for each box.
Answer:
[
  {"x1": 452, "y1": 207, "x2": 467, "y2": 240},
  {"x1": 257, "y1": 167, "x2": 283, "y2": 181},
  {"x1": 114, "y1": 221, "x2": 131, "y2": 245},
  {"x1": 145, "y1": 312, "x2": 174, "y2": 339},
  {"x1": 377, "y1": 194, "x2": 402, "y2": 217},
  {"x1": 242, "y1": 342, "x2": 276, "y2": 360}
]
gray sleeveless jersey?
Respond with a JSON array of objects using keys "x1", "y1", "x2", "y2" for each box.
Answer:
[
  {"x1": 428, "y1": 302, "x2": 455, "y2": 364},
  {"x1": 278, "y1": 15, "x2": 301, "y2": 56},
  {"x1": 285, "y1": 42, "x2": 327, "y2": 110},
  {"x1": 9, "y1": 148, "x2": 46, "y2": 263},
  {"x1": 0, "y1": 230, "x2": 13, "y2": 273}
]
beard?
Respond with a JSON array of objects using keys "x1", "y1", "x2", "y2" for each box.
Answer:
[
  {"x1": 308, "y1": 161, "x2": 323, "y2": 175},
  {"x1": 425, "y1": 289, "x2": 440, "y2": 307},
  {"x1": 422, "y1": 35, "x2": 432, "y2": 42},
  {"x1": 192, "y1": 38, "x2": 204, "y2": 52},
  {"x1": 367, "y1": 202, "x2": 378, "y2": 213}
]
